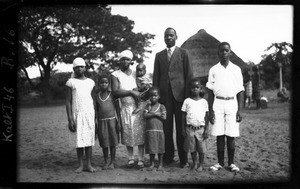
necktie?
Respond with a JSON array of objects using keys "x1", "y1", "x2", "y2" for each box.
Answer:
[{"x1": 167, "y1": 48, "x2": 172, "y2": 62}]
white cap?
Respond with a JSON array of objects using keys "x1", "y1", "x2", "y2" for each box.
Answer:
[
  {"x1": 119, "y1": 50, "x2": 133, "y2": 60},
  {"x1": 73, "y1": 57, "x2": 86, "y2": 68}
]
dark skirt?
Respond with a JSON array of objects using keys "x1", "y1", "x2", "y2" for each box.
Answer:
[
  {"x1": 252, "y1": 87, "x2": 261, "y2": 100},
  {"x1": 145, "y1": 117, "x2": 165, "y2": 154},
  {"x1": 97, "y1": 117, "x2": 119, "y2": 148}
]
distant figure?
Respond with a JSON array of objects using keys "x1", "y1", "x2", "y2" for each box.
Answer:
[
  {"x1": 252, "y1": 66, "x2": 261, "y2": 109},
  {"x1": 206, "y1": 42, "x2": 244, "y2": 173},
  {"x1": 143, "y1": 86, "x2": 166, "y2": 172},
  {"x1": 244, "y1": 74, "x2": 252, "y2": 108},
  {"x1": 95, "y1": 74, "x2": 119, "y2": 170},
  {"x1": 277, "y1": 87, "x2": 289, "y2": 103},
  {"x1": 153, "y1": 27, "x2": 193, "y2": 168},
  {"x1": 182, "y1": 78, "x2": 209, "y2": 172},
  {"x1": 133, "y1": 62, "x2": 153, "y2": 114},
  {"x1": 65, "y1": 57, "x2": 96, "y2": 173},
  {"x1": 260, "y1": 96, "x2": 268, "y2": 109}
]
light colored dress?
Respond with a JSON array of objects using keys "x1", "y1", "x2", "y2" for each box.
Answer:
[
  {"x1": 66, "y1": 78, "x2": 95, "y2": 148},
  {"x1": 111, "y1": 69, "x2": 146, "y2": 147}
]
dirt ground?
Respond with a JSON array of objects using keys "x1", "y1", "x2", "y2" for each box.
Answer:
[{"x1": 17, "y1": 100, "x2": 291, "y2": 186}]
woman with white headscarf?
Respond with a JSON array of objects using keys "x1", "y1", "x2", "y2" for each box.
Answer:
[{"x1": 111, "y1": 50, "x2": 146, "y2": 169}]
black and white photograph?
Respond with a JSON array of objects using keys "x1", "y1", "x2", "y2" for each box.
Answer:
[{"x1": 1, "y1": 3, "x2": 296, "y2": 187}]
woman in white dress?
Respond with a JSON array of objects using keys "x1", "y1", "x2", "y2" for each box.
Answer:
[
  {"x1": 65, "y1": 57, "x2": 96, "y2": 173},
  {"x1": 111, "y1": 50, "x2": 146, "y2": 169}
]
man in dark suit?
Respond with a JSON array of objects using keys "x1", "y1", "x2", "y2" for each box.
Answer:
[{"x1": 153, "y1": 27, "x2": 193, "y2": 168}]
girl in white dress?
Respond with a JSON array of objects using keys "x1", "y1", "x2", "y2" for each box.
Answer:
[{"x1": 65, "y1": 57, "x2": 96, "y2": 173}]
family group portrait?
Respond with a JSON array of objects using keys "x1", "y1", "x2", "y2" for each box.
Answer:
[{"x1": 14, "y1": 4, "x2": 294, "y2": 187}]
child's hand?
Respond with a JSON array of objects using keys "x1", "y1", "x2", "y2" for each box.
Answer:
[
  {"x1": 154, "y1": 112, "x2": 161, "y2": 117},
  {"x1": 68, "y1": 120, "x2": 76, "y2": 132},
  {"x1": 144, "y1": 84, "x2": 150, "y2": 90}
]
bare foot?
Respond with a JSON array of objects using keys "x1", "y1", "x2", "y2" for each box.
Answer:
[
  {"x1": 196, "y1": 165, "x2": 203, "y2": 172},
  {"x1": 132, "y1": 108, "x2": 141, "y2": 114},
  {"x1": 107, "y1": 163, "x2": 115, "y2": 170},
  {"x1": 147, "y1": 164, "x2": 155, "y2": 171},
  {"x1": 75, "y1": 166, "x2": 83, "y2": 173},
  {"x1": 157, "y1": 165, "x2": 164, "y2": 172},
  {"x1": 102, "y1": 163, "x2": 109, "y2": 170},
  {"x1": 87, "y1": 165, "x2": 96, "y2": 172},
  {"x1": 191, "y1": 163, "x2": 197, "y2": 171}
]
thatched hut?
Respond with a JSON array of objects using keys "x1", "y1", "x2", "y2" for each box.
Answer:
[{"x1": 181, "y1": 29, "x2": 250, "y2": 85}]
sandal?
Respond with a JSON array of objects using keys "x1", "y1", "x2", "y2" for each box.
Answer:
[
  {"x1": 137, "y1": 160, "x2": 144, "y2": 168},
  {"x1": 127, "y1": 159, "x2": 135, "y2": 168}
]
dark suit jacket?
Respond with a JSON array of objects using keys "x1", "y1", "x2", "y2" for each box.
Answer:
[{"x1": 153, "y1": 46, "x2": 193, "y2": 103}]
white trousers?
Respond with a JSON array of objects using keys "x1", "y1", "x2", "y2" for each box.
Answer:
[{"x1": 211, "y1": 98, "x2": 240, "y2": 137}]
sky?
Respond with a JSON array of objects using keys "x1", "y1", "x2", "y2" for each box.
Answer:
[{"x1": 27, "y1": 4, "x2": 293, "y2": 78}]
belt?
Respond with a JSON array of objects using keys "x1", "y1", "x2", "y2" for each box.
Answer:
[
  {"x1": 216, "y1": 96, "x2": 234, "y2": 100},
  {"x1": 187, "y1": 124, "x2": 204, "y2": 130}
]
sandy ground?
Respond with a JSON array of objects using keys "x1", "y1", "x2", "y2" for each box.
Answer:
[{"x1": 17, "y1": 101, "x2": 291, "y2": 185}]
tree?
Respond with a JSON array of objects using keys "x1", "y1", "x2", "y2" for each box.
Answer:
[
  {"x1": 18, "y1": 5, "x2": 155, "y2": 103},
  {"x1": 264, "y1": 42, "x2": 293, "y2": 90}
]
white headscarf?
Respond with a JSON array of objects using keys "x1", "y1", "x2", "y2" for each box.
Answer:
[{"x1": 119, "y1": 50, "x2": 133, "y2": 60}]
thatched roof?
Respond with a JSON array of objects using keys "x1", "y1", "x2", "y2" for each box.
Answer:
[{"x1": 181, "y1": 29, "x2": 249, "y2": 78}]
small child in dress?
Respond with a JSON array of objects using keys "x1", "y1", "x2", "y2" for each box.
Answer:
[
  {"x1": 95, "y1": 74, "x2": 119, "y2": 170},
  {"x1": 65, "y1": 57, "x2": 96, "y2": 173},
  {"x1": 181, "y1": 78, "x2": 209, "y2": 172},
  {"x1": 143, "y1": 86, "x2": 166, "y2": 171},
  {"x1": 133, "y1": 62, "x2": 152, "y2": 114}
]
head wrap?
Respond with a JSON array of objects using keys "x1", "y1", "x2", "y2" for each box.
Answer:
[
  {"x1": 73, "y1": 57, "x2": 86, "y2": 68},
  {"x1": 119, "y1": 50, "x2": 133, "y2": 60}
]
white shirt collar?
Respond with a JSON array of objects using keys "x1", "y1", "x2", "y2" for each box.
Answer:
[
  {"x1": 166, "y1": 46, "x2": 176, "y2": 54},
  {"x1": 217, "y1": 61, "x2": 233, "y2": 68}
]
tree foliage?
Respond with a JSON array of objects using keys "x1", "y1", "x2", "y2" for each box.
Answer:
[
  {"x1": 18, "y1": 5, "x2": 155, "y2": 102},
  {"x1": 265, "y1": 42, "x2": 293, "y2": 67},
  {"x1": 260, "y1": 42, "x2": 293, "y2": 89}
]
